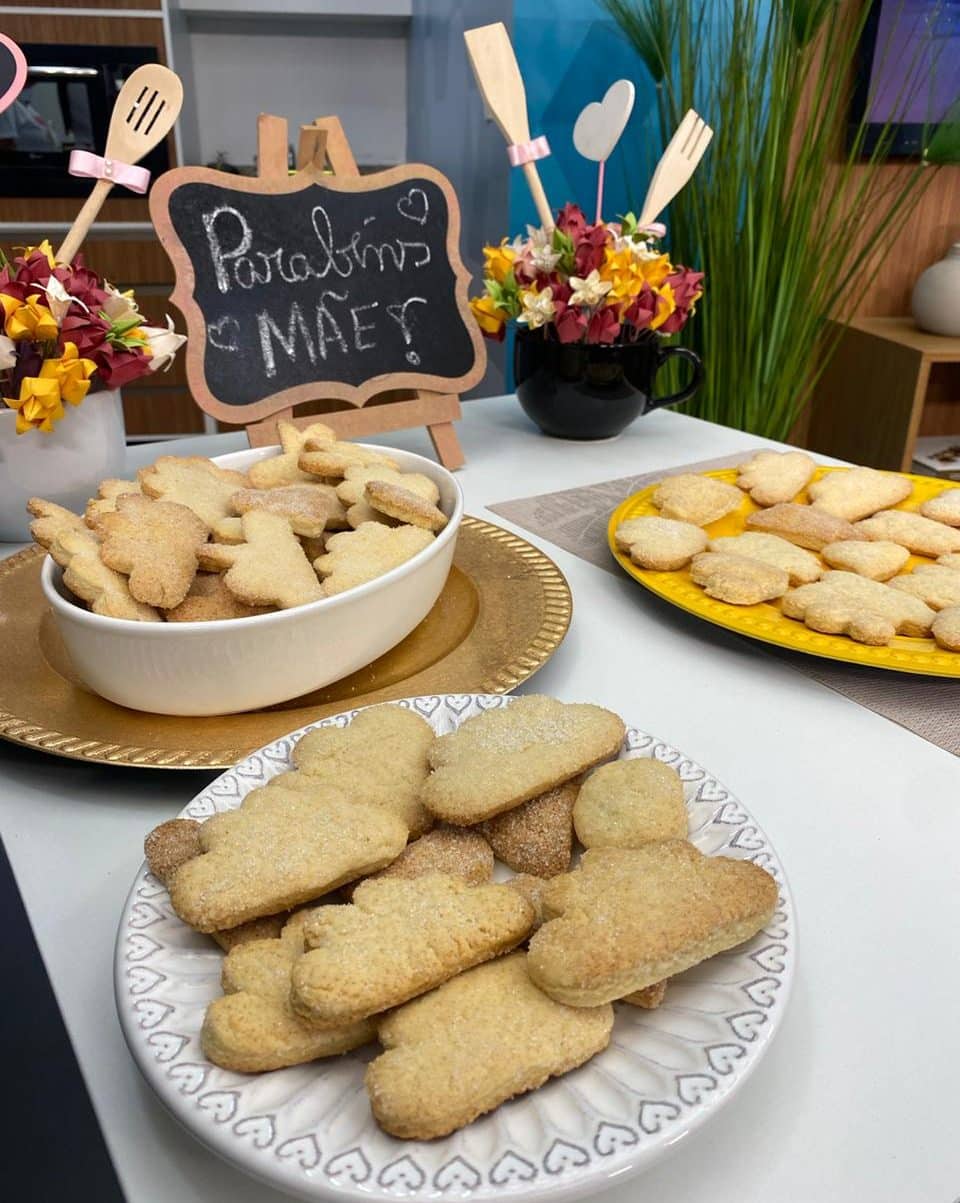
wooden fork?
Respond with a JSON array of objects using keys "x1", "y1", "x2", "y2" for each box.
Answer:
[{"x1": 637, "y1": 109, "x2": 713, "y2": 229}]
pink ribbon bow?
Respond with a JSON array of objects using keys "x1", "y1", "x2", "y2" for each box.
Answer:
[
  {"x1": 68, "y1": 149, "x2": 151, "y2": 195},
  {"x1": 506, "y1": 135, "x2": 550, "y2": 167}
]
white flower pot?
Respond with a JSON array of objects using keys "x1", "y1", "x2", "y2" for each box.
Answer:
[
  {"x1": 0, "y1": 389, "x2": 126, "y2": 542},
  {"x1": 911, "y1": 243, "x2": 960, "y2": 337}
]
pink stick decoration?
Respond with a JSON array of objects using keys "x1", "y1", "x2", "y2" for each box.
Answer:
[{"x1": 595, "y1": 159, "x2": 606, "y2": 225}]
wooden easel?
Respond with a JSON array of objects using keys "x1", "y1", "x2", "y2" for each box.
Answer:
[{"x1": 244, "y1": 114, "x2": 466, "y2": 469}]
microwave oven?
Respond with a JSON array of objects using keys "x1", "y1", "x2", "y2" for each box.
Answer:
[{"x1": 0, "y1": 43, "x2": 172, "y2": 198}]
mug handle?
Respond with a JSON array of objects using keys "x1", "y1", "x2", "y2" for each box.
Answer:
[{"x1": 647, "y1": 345, "x2": 703, "y2": 411}]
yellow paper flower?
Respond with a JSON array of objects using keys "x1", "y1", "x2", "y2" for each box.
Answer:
[
  {"x1": 39, "y1": 341, "x2": 97, "y2": 406},
  {"x1": 20, "y1": 239, "x2": 57, "y2": 268},
  {"x1": 649, "y1": 283, "x2": 677, "y2": 331},
  {"x1": 600, "y1": 248, "x2": 673, "y2": 305},
  {"x1": 5, "y1": 295, "x2": 59, "y2": 342},
  {"x1": 4, "y1": 376, "x2": 64, "y2": 434},
  {"x1": 482, "y1": 241, "x2": 517, "y2": 285},
  {"x1": 469, "y1": 293, "x2": 509, "y2": 337}
]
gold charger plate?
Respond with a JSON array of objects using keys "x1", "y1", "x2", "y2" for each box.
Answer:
[
  {"x1": 608, "y1": 466, "x2": 960, "y2": 678},
  {"x1": 0, "y1": 516, "x2": 572, "y2": 768}
]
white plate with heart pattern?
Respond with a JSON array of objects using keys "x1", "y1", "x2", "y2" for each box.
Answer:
[{"x1": 115, "y1": 694, "x2": 795, "y2": 1203}]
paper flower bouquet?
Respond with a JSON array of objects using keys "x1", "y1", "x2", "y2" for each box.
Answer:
[
  {"x1": 1, "y1": 241, "x2": 185, "y2": 434},
  {"x1": 470, "y1": 204, "x2": 703, "y2": 346}
]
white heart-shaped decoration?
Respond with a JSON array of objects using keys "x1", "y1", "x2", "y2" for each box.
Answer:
[{"x1": 573, "y1": 79, "x2": 636, "y2": 162}]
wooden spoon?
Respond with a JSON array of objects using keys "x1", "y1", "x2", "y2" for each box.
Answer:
[
  {"x1": 57, "y1": 64, "x2": 183, "y2": 265},
  {"x1": 464, "y1": 22, "x2": 554, "y2": 230},
  {"x1": 637, "y1": 109, "x2": 713, "y2": 229}
]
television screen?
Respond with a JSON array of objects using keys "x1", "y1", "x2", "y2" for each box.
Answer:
[{"x1": 852, "y1": 0, "x2": 960, "y2": 156}]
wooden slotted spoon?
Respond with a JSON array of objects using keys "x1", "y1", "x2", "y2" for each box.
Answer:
[
  {"x1": 464, "y1": 22, "x2": 554, "y2": 230},
  {"x1": 57, "y1": 64, "x2": 183, "y2": 265},
  {"x1": 637, "y1": 109, "x2": 713, "y2": 229}
]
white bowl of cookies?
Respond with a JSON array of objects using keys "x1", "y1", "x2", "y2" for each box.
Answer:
[{"x1": 34, "y1": 422, "x2": 462, "y2": 716}]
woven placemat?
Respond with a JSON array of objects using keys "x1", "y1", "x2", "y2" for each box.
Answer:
[{"x1": 489, "y1": 454, "x2": 960, "y2": 756}]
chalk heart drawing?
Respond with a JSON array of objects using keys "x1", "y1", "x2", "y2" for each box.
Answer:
[
  {"x1": 397, "y1": 186, "x2": 429, "y2": 225},
  {"x1": 573, "y1": 79, "x2": 636, "y2": 162},
  {"x1": 115, "y1": 695, "x2": 794, "y2": 1202},
  {"x1": 207, "y1": 315, "x2": 240, "y2": 352}
]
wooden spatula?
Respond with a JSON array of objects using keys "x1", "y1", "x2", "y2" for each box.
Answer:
[
  {"x1": 57, "y1": 64, "x2": 183, "y2": 265},
  {"x1": 464, "y1": 22, "x2": 554, "y2": 230},
  {"x1": 637, "y1": 109, "x2": 713, "y2": 229}
]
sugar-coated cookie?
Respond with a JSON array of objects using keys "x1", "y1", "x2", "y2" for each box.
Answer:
[
  {"x1": 574, "y1": 759, "x2": 687, "y2": 850},
  {"x1": 689, "y1": 550, "x2": 789, "y2": 604},
  {"x1": 231, "y1": 483, "x2": 346, "y2": 537},
  {"x1": 346, "y1": 499, "x2": 400, "y2": 529},
  {"x1": 209, "y1": 516, "x2": 244, "y2": 544},
  {"x1": 614, "y1": 516, "x2": 708, "y2": 571},
  {"x1": 84, "y1": 478, "x2": 142, "y2": 529},
  {"x1": 290, "y1": 874, "x2": 534, "y2": 1025},
  {"x1": 365, "y1": 480, "x2": 448, "y2": 532},
  {"x1": 367, "y1": 952, "x2": 613, "y2": 1139},
  {"x1": 202, "y1": 912, "x2": 376, "y2": 1072},
  {"x1": 480, "y1": 781, "x2": 578, "y2": 877},
  {"x1": 346, "y1": 825, "x2": 493, "y2": 899},
  {"x1": 505, "y1": 873, "x2": 549, "y2": 929},
  {"x1": 247, "y1": 421, "x2": 338, "y2": 489},
  {"x1": 336, "y1": 465, "x2": 439, "y2": 508},
  {"x1": 527, "y1": 842, "x2": 778, "y2": 1006},
  {"x1": 938, "y1": 553, "x2": 960, "y2": 571},
  {"x1": 314, "y1": 522, "x2": 434, "y2": 596},
  {"x1": 854, "y1": 510, "x2": 960, "y2": 557},
  {"x1": 622, "y1": 979, "x2": 669, "y2": 1009},
  {"x1": 920, "y1": 488, "x2": 960, "y2": 527},
  {"x1": 781, "y1": 570, "x2": 935, "y2": 644},
  {"x1": 139, "y1": 455, "x2": 249, "y2": 530},
  {"x1": 99, "y1": 494, "x2": 207, "y2": 609},
  {"x1": 299, "y1": 439, "x2": 399, "y2": 480},
  {"x1": 55, "y1": 527, "x2": 161, "y2": 621},
  {"x1": 422, "y1": 696, "x2": 626, "y2": 826},
  {"x1": 707, "y1": 532, "x2": 822, "y2": 585},
  {"x1": 931, "y1": 606, "x2": 960, "y2": 651},
  {"x1": 44, "y1": 520, "x2": 99, "y2": 568},
  {"x1": 808, "y1": 467, "x2": 912, "y2": 521},
  {"x1": 165, "y1": 573, "x2": 273, "y2": 622},
  {"x1": 746, "y1": 502, "x2": 863, "y2": 550},
  {"x1": 736, "y1": 450, "x2": 816, "y2": 506},
  {"x1": 889, "y1": 564, "x2": 960, "y2": 610},
  {"x1": 821, "y1": 539, "x2": 909, "y2": 581},
  {"x1": 200, "y1": 509, "x2": 325, "y2": 609},
  {"x1": 652, "y1": 473, "x2": 743, "y2": 526},
  {"x1": 27, "y1": 497, "x2": 87, "y2": 551}
]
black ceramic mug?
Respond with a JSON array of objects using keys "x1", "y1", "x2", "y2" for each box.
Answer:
[{"x1": 513, "y1": 329, "x2": 703, "y2": 440}]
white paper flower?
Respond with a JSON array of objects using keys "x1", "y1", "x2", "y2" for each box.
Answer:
[
  {"x1": 0, "y1": 334, "x2": 16, "y2": 371},
  {"x1": 569, "y1": 269, "x2": 613, "y2": 307},
  {"x1": 42, "y1": 276, "x2": 84, "y2": 324},
  {"x1": 143, "y1": 315, "x2": 187, "y2": 372},
  {"x1": 518, "y1": 286, "x2": 556, "y2": 329},
  {"x1": 102, "y1": 282, "x2": 141, "y2": 324}
]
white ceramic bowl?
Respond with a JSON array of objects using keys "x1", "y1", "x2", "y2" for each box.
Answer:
[{"x1": 41, "y1": 444, "x2": 462, "y2": 716}]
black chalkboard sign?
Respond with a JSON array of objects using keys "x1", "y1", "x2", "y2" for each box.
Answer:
[{"x1": 150, "y1": 163, "x2": 485, "y2": 423}]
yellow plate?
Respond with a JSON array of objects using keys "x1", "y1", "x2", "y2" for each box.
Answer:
[{"x1": 608, "y1": 466, "x2": 960, "y2": 677}]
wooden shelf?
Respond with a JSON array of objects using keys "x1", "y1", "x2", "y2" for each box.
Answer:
[{"x1": 806, "y1": 317, "x2": 960, "y2": 471}]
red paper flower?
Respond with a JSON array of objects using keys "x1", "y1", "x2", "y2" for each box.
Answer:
[
  {"x1": 54, "y1": 256, "x2": 109, "y2": 312},
  {"x1": 656, "y1": 268, "x2": 704, "y2": 334},
  {"x1": 59, "y1": 312, "x2": 110, "y2": 359},
  {"x1": 622, "y1": 283, "x2": 659, "y2": 331},
  {"x1": 573, "y1": 225, "x2": 610, "y2": 276},
  {"x1": 587, "y1": 306, "x2": 621, "y2": 344},
  {"x1": 96, "y1": 345, "x2": 152, "y2": 389},
  {"x1": 11, "y1": 249, "x2": 54, "y2": 290},
  {"x1": 555, "y1": 307, "x2": 587, "y2": 344},
  {"x1": 556, "y1": 203, "x2": 588, "y2": 239}
]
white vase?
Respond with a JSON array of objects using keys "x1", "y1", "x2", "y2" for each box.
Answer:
[
  {"x1": 911, "y1": 243, "x2": 960, "y2": 337},
  {"x1": 0, "y1": 389, "x2": 127, "y2": 542}
]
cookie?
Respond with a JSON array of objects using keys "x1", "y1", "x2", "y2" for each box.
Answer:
[
  {"x1": 56, "y1": 528, "x2": 161, "y2": 621},
  {"x1": 26, "y1": 497, "x2": 87, "y2": 551},
  {"x1": 209, "y1": 516, "x2": 244, "y2": 544},
  {"x1": 614, "y1": 516, "x2": 708, "y2": 571},
  {"x1": 480, "y1": 781, "x2": 578, "y2": 877},
  {"x1": 808, "y1": 467, "x2": 912, "y2": 521},
  {"x1": 821, "y1": 539, "x2": 910, "y2": 581},
  {"x1": 364, "y1": 480, "x2": 448, "y2": 532},
  {"x1": 99, "y1": 494, "x2": 208, "y2": 609},
  {"x1": 247, "y1": 420, "x2": 338, "y2": 489},
  {"x1": 284, "y1": 704, "x2": 435, "y2": 837},
  {"x1": 336, "y1": 465, "x2": 440, "y2": 508},
  {"x1": 422, "y1": 696, "x2": 626, "y2": 826},
  {"x1": 920, "y1": 488, "x2": 960, "y2": 527},
  {"x1": 367, "y1": 952, "x2": 613, "y2": 1140},
  {"x1": 200, "y1": 509, "x2": 325, "y2": 609},
  {"x1": 505, "y1": 874, "x2": 549, "y2": 928},
  {"x1": 290, "y1": 874, "x2": 535, "y2": 1026},
  {"x1": 202, "y1": 912, "x2": 377, "y2": 1072},
  {"x1": 689, "y1": 550, "x2": 789, "y2": 604},
  {"x1": 931, "y1": 606, "x2": 960, "y2": 651},
  {"x1": 167, "y1": 786, "x2": 408, "y2": 932},
  {"x1": 707, "y1": 532, "x2": 822, "y2": 585},
  {"x1": 527, "y1": 842, "x2": 778, "y2": 1006},
  {"x1": 139, "y1": 455, "x2": 249, "y2": 530},
  {"x1": 299, "y1": 439, "x2": 400, "y2": 480},
  {"x1": 346, "y1": 500, "x2": 400, "y2": 529},
  {"x1": 346, "y1": 825, "x2": 494, "y2": 899},
  {"x1": 745, "y1": 502, "x2": 863, "y2": 550},
  {"x1": 231, "y1": 483, "x2": 346, "y2": 538},
  {"x1": 854, "y1": 510, "x2": 960, "y2": 557},
  {"x1": 45, "y1": 521, "x2": 99, "y2": 569},
  {"x1": 573, "y1": 759, "x2": 687, "y2": 850},
  {"x1": 622, "y1": 979, "x2": 669, "y2": 1009},
  {"x1": 652, "y1": 473, "x2": 743, "y2": 526},
  {"x1": 165, "y1": 573, "x2": 273, "y2": 622},
  {"x1": 938, "y1": 553, "x2": 960, "y2": 571},
  {"x1": 889, "y1": 564, "x2": 960, "y2": 610},
  {"x1": 313, "y1": 522, "x2": 434, "y2": 597},
  {"x1": 83, "y1": 478, "x2": 142, "y2": 529},
  {"x1": 781, "y1": 570, "x2": 935, "y2": 644},
  {"x1": 736, "y1": 450, "x2": 816, "y2": 506}
]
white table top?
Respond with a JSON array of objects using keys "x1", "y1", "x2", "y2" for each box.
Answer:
[{"x1": 2, "y1": 396, "x2": 958, "y2": 1203}]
